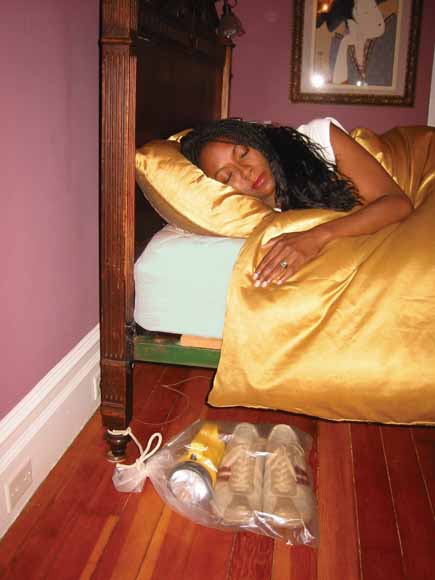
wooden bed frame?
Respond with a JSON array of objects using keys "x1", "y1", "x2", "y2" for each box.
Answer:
[{"x1": 100, "y1": 0, "x2": 231, "y2": 459}]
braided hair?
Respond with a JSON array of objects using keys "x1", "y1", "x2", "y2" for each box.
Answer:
[{"x1": 180, "y1": 119, "x2": 360, "y2": 212}]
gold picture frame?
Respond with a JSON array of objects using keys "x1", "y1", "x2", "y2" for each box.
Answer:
[{"x1": 290, "y1": 0, "x2": 422, "y2": 106}]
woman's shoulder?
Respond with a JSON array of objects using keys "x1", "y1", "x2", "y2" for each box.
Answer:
[
  {"x1": 296, "y1": 117, "x2": 347, "y2": 139},
  {"x1": 296, "y1": 117, "x2": 347, "y2": 164}
]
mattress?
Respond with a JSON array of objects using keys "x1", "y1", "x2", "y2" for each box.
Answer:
[{"x1": 134, "y1": 225, "x2": 245, "y2": 338}]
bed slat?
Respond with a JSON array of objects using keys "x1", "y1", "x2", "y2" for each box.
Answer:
[{"x1": 134, "y1": 332, "x2": 220, "y2": 368}]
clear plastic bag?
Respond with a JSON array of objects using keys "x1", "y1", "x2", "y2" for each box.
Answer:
[{"x1": 113, "y1": 420, "x2": 318, "y2": 546}]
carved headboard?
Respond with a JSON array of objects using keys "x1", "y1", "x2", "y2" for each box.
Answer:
[
  {"x1": 133, "y1": 1, "x2": 232, "y2": 253},
  {"x1": 135, "y1": 1, "x2": 229, "y2": 144}
]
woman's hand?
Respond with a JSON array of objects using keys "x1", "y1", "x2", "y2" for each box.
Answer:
[{"x1": 253, "y1": 227, "x2": 329, "y2": 287}]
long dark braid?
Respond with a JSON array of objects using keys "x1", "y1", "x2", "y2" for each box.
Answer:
[{"x1": 180, "y1": 119, "x2": 361, "y2": 212}]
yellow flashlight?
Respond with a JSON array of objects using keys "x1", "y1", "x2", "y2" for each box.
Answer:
[{"x1": 168, "y1": 422, "x2": 225, "y2": 504}]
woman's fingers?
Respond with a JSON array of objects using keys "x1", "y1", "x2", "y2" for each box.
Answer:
[
  {"x1": 258, "y1": 254, "x2": 305, "y2": 286},
  {"x1": 254, "y1": 257, "x2": 295, "y2": 286},
  {"x1": 253, "y1": 228, "x2": 327, "y2": 287},
  {"x1": 254, "y1": 240, "x2": 289, "y2": 283},
  {"x1": 275, "y1": 258, "x2": 299, "y2": 285},
  {"x1": 254, "y1": 246, "x2": 301, "y2": 287}
]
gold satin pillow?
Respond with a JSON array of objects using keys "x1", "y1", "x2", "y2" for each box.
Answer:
[{"x1": 135, "y1": 138, "x2": 273, "y2": 237}]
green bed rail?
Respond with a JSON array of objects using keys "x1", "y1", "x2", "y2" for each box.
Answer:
[{"x1": 134, "y1": 331, "x2": 220, "y2": 368}]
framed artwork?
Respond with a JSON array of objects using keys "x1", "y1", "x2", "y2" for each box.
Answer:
[{"x1": 290, "y1": 0, "x2": 422, "y2": 105}]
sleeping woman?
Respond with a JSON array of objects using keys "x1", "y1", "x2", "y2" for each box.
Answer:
[{"x1": 180, "y1": 118, "x2": 413, "y2": 288}]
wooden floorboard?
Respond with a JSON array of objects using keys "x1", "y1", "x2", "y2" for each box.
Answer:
[
  {"x1": 227, "y1": 533, "x2": 274, "y2": 580},
  {"x1": 381, "y1": 427, "x2": 435, "y2": 580},
  {"x1": 271, "y1": 543, "x2": 317, "y2": 580},
  {"x1": 351, "y1": 424, "x2": 406, "y2": 580},
  {"x1": 412, "y1": 427, "x2": 435, "y2": 514},
  {"x1": 317, "y1": 422, "x2": 360, "y2": 580},
  {"x1": 0, "y1": 363, "x2": 434, "y2": 580},
  {"x1": 172, "y1": 522, "x2": 235, "y2": 580}
]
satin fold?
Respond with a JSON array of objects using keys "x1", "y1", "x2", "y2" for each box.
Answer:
[{"x1": 209, "y1": 126, "x2": 435, "y2": 425}]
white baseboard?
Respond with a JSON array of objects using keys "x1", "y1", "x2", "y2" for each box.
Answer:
[{"x1": 0, "y1": 325, "x2": 100, "y2": 538}]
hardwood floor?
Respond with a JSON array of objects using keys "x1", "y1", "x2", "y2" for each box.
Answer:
[{"x1": 0, "y1": 363, "x2": 434, "y2": 580}]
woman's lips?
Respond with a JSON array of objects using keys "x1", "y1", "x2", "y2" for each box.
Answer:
[{"x1": 252, "y1": 173, "x2": 265, "y2": 190}]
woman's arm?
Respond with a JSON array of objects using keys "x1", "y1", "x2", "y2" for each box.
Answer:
[{"x1": 253, "y1": 124, "x2": 413, "y2": 287}]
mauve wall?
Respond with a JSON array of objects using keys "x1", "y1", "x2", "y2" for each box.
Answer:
[
  {"x1": 0, "y1": 1, "x2": 99, "y2": 419},
  {"x1": 228, "y1": 0, "x2": 435, "y2": 131}
]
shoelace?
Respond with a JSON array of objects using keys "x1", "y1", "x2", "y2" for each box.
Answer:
[
  {"x1": 267, "y1": 445, "x2": 302, "y2": 495},
  {"x1": 224, "y1": 443, "x2": 257, "y2": 494}
]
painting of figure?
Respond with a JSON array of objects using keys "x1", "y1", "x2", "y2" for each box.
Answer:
[
  {"x1": 314, "y1": 0, "x2": 398, "y2": 87},
  {"x1": 291, "y1": 0, "x2": 421, "y2": 105}
]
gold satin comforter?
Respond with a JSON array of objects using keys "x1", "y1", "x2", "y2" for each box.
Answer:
[{"x1": 209, "y1": 126, "x2": 435, "y2": 425}]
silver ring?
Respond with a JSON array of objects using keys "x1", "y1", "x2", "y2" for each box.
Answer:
[{"x1": 279, "y1": 259, "x2": 288, "y2": 269}]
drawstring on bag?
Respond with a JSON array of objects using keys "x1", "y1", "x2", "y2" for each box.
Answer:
[{"x1": 110, "y1": 427, "x2": 163, "y2": 493}]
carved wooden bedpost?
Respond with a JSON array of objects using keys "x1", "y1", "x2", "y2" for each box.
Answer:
[
  {"x1": 99, "y1": 0, "x2": 232, "y2": 459},
  {"x1": 100, "y1": 0, "x2": 137, "y2": 459}
]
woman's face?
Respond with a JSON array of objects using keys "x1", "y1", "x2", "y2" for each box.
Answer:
[{"x1": 199, "y1": 140, "x2": 276, "y2": 202}]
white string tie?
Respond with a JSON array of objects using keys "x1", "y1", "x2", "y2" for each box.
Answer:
[{"x1": 108, "y1": 427, "x2": 163, "y2": 471}]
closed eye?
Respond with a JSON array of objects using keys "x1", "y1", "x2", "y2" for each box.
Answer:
[
  {"x1": 238, "y1": 145, "x2": 249, "y2": 159},
  {"x1": 217, "y1": 171, "x2": 232, "y2": 185}
]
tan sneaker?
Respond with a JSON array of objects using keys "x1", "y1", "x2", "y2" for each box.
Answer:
[
  {"x1": 212, "y1": 423, "x2": 264, "y2": 525},
  {"x1": 262, "y1": 424, "x2": 315, "y2": 528}
]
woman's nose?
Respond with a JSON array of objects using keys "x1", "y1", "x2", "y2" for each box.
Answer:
[{"x1": 240, "y1": 164, "x2": 252, "y2": 180}]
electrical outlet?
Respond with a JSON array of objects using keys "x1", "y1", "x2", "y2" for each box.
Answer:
[{"x1": 5, "y1": 459, "x2": 33, "y2": 513}]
